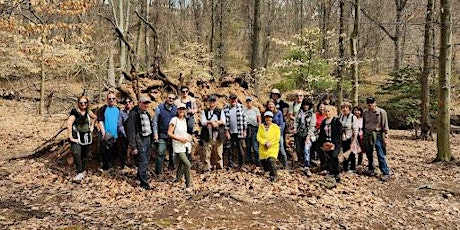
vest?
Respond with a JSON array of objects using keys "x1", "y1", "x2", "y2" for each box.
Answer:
[{"x1": 157, "y1": 103, "x2": 177, "y2": 139}]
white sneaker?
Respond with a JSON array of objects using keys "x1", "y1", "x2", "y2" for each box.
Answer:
[
  {"x1": 73, "y1": 172, "x2": 85, "y2": 181},
  {"x1": 304, "y1": 167, "x2": 312, "y2": 177}
]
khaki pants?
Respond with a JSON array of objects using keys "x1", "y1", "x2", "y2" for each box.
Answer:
[{"x1": 203, "y1": 139, "x2": 223, "y2": 170}]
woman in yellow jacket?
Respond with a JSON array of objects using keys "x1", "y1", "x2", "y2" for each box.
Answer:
[{"x1": 257, "y1": 111, "x2": 281, "y2": 182}]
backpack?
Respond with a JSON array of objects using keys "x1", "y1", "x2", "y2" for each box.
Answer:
[
  {"x1": 339, "y1": 113, "x2": 355, "y2": 141},
  {"x1": 72, "y1": 110, "x2": 92, "y2": 145}
]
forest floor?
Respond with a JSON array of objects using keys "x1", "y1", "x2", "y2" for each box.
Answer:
[{"x1": 1, "y1": 98, "x2": 460, "y2": 229}]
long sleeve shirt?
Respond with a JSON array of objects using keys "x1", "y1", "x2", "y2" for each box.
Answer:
[
  {"x1": 257, "y1": 123, "x2": 281, "y2": 160},
  {"x1": 362, "y1": 107, "x2": 389, "y2": 134}
]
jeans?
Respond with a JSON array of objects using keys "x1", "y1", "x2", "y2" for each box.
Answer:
[
  {"x1": 366, "y1": 133, "x2": 390, "y2": 175},
  {"x1": 155, "y1": 138, "x2": 174, "y2": 175},
  {"x1": 228, "y1": 133, "x2": 244, "y2": 168},
  {"x1": 304, "y1": 142, "x2": 312, "y2": 167},
  {"x1": 278, "y1": 135, "x2": 287, "y2": 167},
  {"x1": 138, "y1": 136, "x2": 151, "y2": 187},
  {"x1": 342, "y1": 139, "x2": 356, "y2": 171},
  {"x1": 245, "y1": 125, "x2": 259, "y2": 164},
  {"x1": 119, "y1": 136, "x2": 128, "y2": 169},
  {"x1": 176, "y1": 152, "x2": 192, "y2": 187},
  {"x1": 71, "y1": 143, "x2": 89, "y2": 173}
]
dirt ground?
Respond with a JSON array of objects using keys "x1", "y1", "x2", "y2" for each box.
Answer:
[{"x1": 1, "y1": 99, "x2": 460, "y2": 229}]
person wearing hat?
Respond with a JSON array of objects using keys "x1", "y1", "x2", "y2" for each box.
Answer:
[
  {"x1": 257, "y1": 111, "x2": 281, "y2": 182},
  {"x1": 168, "y1": 103, "x2": 193, "y2": 190},
  {"x1": 363, "y1": 97, "x2": 391, "y2": 181},
  {"x1": 97, "y1": 92, "x2": 120, "y2": 171},
  {"x1": 126, "y1": 96, "x2": 154, "y2": 190},
  {"x1": 200, "y1": 94, "x2": 225, "y2": 171},
  {"x1": 223, "y1": 93, "x2": 247, "y2": 169},
  {"x1": 174, "y1": 86, "x2": 197, "y2": 135},
  {"x1": 244, "y1": 96, "x2": 261, "y2": 165},
  {"x1": 153, "y1": 93, "x2": 178, "y2": 175}
]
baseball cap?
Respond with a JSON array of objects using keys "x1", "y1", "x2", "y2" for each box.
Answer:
[
  {"x1": 271, "y1": 88, "x2": 281, "y2": 94},
  {"x1": 245, "y1": 96, "x2": 253, "y2": 101},
  {"x1": 366, "y1": 97, "x2": 376, "y2": 104},
  {"x1": 139, "y1": 96, "x2": 151, "y2": 103},
  {"x1": 229, "y1": 93, "x2": 237, "y2": 99},
  {"x1": 263, "y1": 111, "x2": 274, "y2": 117},
  {"x1": 177, "y1": 103, "x2": 187, "y2": 109},
  {"x1": 208, "y1": 95, "x2": 217, "y2": 101}
]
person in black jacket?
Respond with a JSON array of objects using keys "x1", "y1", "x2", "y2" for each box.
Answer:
[
  {"x1": 126, "y1": 96, "x2": 154, "y2": 190},
  {"x1": 318, "y1": 105, "x2": 343, "y2": 183}
]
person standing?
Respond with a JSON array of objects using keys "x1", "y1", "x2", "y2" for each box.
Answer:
[
  {"x1": 126, "y1": 96, "x2": 154, "y2": 190},
  {"x1": 67, "y1": 95, "x2": 95, "y2": 181},
  {"x1": 224, "y1": 93, "x2": 247, "y2": 169},
  {"x1": 363, "y1": 97, "x2": 391, "y2": 181},
  {"x1": 153, "y1": 93, "x2": 178, "y2": 175},
  {"x1": 118, "y1": 97, "x2": 134, "y2": 169},
  {"x1": 175, "y1": 86, "x2": 197, "y2": 134},
  {"x1": 318, "y1": 105, "x2": 343, "y2": 183},
  {"x1": 353, "y1": 106, "x2": 365, "y2": 166},
  {"x1": 287, "y1": 91, "x2": 305, "y2": 165},
  {"x1": 257, "y1": 111, "x2": 281, "y2": 182},
  {"x1": 97, "y1": 92, "x2": 120, "y2": 171},
  {"x1": 244, "y1": 96, "x2": 261, "y2": 165},
  {"x1": 266, "y1": 99, "x2": 287, "y2": 168},
  {"x1": 169, "y1": 103, "x2": 193, "y2": 190},
  {"x1": 293, "y1": 98, "x2": 316, "y2": 176},
  {"x1": 200, "y1": 95, "x2": 225, "y2": 171},
  {"x1": 339, "y1": 102, "x2": 359, "y2": 173}
]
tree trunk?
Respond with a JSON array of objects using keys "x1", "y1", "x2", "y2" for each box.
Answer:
[
  {"x1": 262, "y1": 0, "x2": 274, "y2": 68},
  {"x1": 350, "y1": 0, "x2": 360, "y2": 107},
  {"x1": 216, "y1": 0, "x2": 225, "y2": 78},
  {"x1": 421, "y1": 0, "x2": 434, "y2": 140},
  {"x1": 393, "y1": 0, "x2": 408, "y2": 71},
  {"x1": 108, "y1": 45, "x2": 116, "y2": 88},
  {"x1": 320, "y1": 0, "x2": 331, "y2": 59},
  {"x1": 209, "y1": 0, "x2": 215, "y2": 76},
  {"x1": 250, "y1": 0, "x2": 261, "y2": 71},
  {"x1": 436, "y1": 0, "x2": 452, "y2": 161},
  {"x1": 39, "y1": 47, "x2": 45, "y2": 115},
  {"x1": 336, "y1": 0, "x2": 345, "y2": 106}
]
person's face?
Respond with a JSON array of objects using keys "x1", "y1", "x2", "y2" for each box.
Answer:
[
  {"x1": 125, "y1": 99, "x2": 134, "y2": 110},
  {"x1": 302, "y1": 104, "x2": 310, "y2": 111},
  {"x1": 270, "y1": 93, "x2": 280, "y2": 100},
  {"x1": 107, "y1": 93, "x2": 117, "y2": 106},
  {"x1": 208, "y1": 100, "x2": 216, "y2": 108},
  {"x1": 140, "y1": 101, "x2": 150, "y2": 110},
  {"x1": 264, "y1": 116, "x2": 272, "y2": 124},
  {"x1": 353, "y1": 108, "x2": 361, "y2": 117},
  {"x1": 268, "y1": 102, "x2": 275, "y2": 111},
  {"x1": 368, "y1": 102, "x2": 376, "y2": 111},
  {"x1": 178, "y1": 108, "x2": 186, "y2": 117},
  {"x1": 296, "y1": 94, "x2": 304, "y2": 102},
  {"x1": 230, "y1": 97, "x2": 237, "y2": 106},
  {"x1": 325, "y1": 108, "x2": 333, "y2": 118},
  {"x1": 166, "y1": 94, "x2": 176, "y2": 105},
  {"x1": 246, "y1": 100, "x2": 252, "y2": 107},
  {"x1": 341, "y1": 106, "x2": 350, "y2": 115},
  {"x1": 78, "y1": 98, "x2": 88, "y2": 109},
  {"x1": 181, "y1": 88, "x2": 189, "y2": 97},
  {"x1": 319, "y1": 104, "x2": 325, "y2": 114}
]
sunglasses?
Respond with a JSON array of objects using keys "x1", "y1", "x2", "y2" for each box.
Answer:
[
  {"x1": 125, "y1": 100, "x2": 132, "y2": 104},
  {"x1": 181, "y1": 90, "x2": 189, "y2": 93},
  {"x1": 168, "y1": 97, "x2": 175, "y2": 100},
  {"x1": 108, "y1": 97, "x2": 116, "y2": 101},
  {"x1": 79, "y1": 101, "x2": 88, "y2": 105},
  {"x1": 297, "y1": 95, "x2": 304, "y2": 97}
]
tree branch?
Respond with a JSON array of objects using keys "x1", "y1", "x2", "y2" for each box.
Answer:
[
  {"x1": 134, "y1": 10, "x2": 159, "y2": 57},
  {"x1": 360, "y1": 7, "x2": 395, "y2": 41}
]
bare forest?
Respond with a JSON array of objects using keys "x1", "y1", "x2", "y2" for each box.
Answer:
[{"x1": 0, "y1": 0, "x2": 460, "y2": 229}]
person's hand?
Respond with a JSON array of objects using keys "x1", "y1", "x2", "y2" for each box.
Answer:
[
  {"x1": 90, "y1": 126, "x2": 94, "y2": 133},
  {"x1": 69, "y1": 138, "x2": 79, "y2": 143},
  {"x1": 180, "y1": 136, "x2": 189, "y2": 143},
  {"x1": 131, "y1": 148, "x2": 138, "y2": 155},
  {"x1": 211, "y1": 121, "x2": 219, "y2": 128},
  {"x1": 384, "y1": 133, "x2": 389, "y2": 139},
  {"x1": 154, "y1": 134, "x2": 159, "y2": 141},
  {"x1": 225, "y1": 131, "x2": 231, "y2": 140},
  {"x1": 243, "y1": 130, "x2": 247, "y2": 139},
  {"x1": 305, "y1": 138, "x2": 311, "y2": 145},
  {"x1": 265, "y1": 142, "x2": 271, "y2": 148}
]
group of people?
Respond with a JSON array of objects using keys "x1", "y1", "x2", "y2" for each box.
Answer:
[{"x1": 67, "y1": 86, "x2": 391, "y2": 190}]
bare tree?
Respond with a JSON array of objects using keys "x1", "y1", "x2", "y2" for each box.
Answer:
[
  {"x1": 435, "y1": 0, "x2": 452, "y2": 161},
  {"x1": 350, "y1": 0, "x2": 360, "y2": 106},
  {"x1": 420, "y1": 0, "x2": 434, "y2": 140},
  {"x1": 250, "y1": 0, "x2": 261, "y2": 71}
]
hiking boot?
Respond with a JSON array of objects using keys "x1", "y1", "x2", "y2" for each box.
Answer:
[
  {"x1": 269, "y1": 175, "x2": 277, "y2": 182},
  {"x1": 365, "y1": 170, "x2": 377, "y2": 177},
  {"x1": 335, "y1": 175, "x2": 341, "y2": 183},
  {"x1": 73, "y1": 172, "x2": 85, "y2": 181},
  {"x1": 304, "y1": 167, "x2": 312, "y2": 177},
  {"x1": 380, "y1": 174, "x2": 391, "y2": 182},
  {"x1": 347, "y1": 170, "x2": 355, "y2": 174},
  {"x1": 140, "y1": 184, "x2": 151, "y2": 190},
  {"x1": 319, "y1": 170, "x2": 329, "y2": 176}
]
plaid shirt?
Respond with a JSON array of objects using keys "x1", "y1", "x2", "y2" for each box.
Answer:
[{"x1": 224, "y1": 103, "x2": 247, "y2": 138}]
